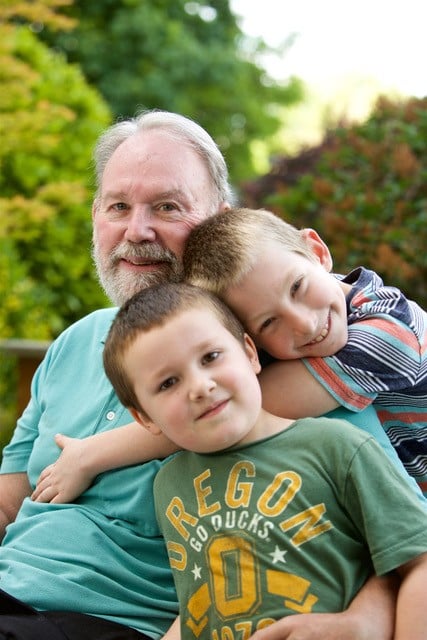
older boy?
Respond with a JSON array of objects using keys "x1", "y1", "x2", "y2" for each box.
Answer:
[
  {"x1": 102, "y1": 281, "x2": 427, "y2": 640},
  {"x1": 183, "y1": 207, "x2": 427, "y2": 495}
]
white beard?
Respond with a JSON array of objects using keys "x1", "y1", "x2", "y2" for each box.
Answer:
[{"x1": 91, "y1": 238, "x2": 183, "y2": 306}]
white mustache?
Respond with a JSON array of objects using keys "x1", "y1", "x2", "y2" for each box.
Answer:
[{"x1": 110, "y1": 242, "x2": 175, "y2": 263}]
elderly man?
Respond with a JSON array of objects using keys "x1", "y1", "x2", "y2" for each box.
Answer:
[{"x1": 0, "y1": 111, "x2": 394, "y2": 640}]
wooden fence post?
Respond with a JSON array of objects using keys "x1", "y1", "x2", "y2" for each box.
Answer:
[{"x1": 0, "y1": 339, "x2": 51, "y2": 418}]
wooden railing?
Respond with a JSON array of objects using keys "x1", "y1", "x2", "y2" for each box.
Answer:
[{"x1": 0, "y1": 339, "x2": 51, "y2": 418}]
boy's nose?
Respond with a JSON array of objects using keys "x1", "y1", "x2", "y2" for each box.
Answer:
[
  {"x1": 286, "y1": 307, "x2": 317, "y2": 336},
  {"x1": 188, "y1": 373, "x2": 216, "y2": 401},
  {"x1": 124, "y1": 207, "x2": 157, "y2": 243}
]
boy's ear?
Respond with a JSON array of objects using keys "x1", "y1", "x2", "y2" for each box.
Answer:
[
  {"x1": 243, "y1": 334, "x2": 261, "y2": 375},
  {"x1": 128, "y1": 407, "x2": 163, "y2": 436},
  {"x1": 301, "y1": 228, "x2": 333, "y2": 271}
]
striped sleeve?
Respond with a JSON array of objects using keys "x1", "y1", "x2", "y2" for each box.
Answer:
[{"x1": 303, "y1": 314, "x2": 423, "y2": 412}]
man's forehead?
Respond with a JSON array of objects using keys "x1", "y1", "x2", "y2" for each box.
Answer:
[
  {"x1": 116, "y1": 129, "x2": 196, "y2": 159},
  {"x1": 103, "y1": 134, "x2": 206, "y2": 181}
]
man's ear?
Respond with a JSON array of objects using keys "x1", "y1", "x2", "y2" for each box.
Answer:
[
  {"x1": 243, "y1": 334, "x2": 261, "y2": 375},
  {"x1": 301, "y1": 228, "x2": 333, "y2": 271},
  {"x1": 91, "y1": 198, "x2": 99, "y2": 222},
  {"x1": 129, "y1": 407, "x2": 162, "y2": 436}
]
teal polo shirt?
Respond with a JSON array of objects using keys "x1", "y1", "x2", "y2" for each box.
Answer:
[{"x1": 0, "y1": 308, "x2": 178, "y2": 638}]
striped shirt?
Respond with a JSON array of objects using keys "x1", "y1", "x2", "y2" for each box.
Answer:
[{"x1": 304, "y1": 267, "x2": 427, "y2": 493}]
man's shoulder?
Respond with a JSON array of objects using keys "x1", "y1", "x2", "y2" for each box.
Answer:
[
  {"x1": 71, "y1": 306, "x2": 118, "y2": 325},
  {"x1": 59, "y1": 307, "x2": 118, "y2": 338},
  {"x1": 45, "y1": 307, "x2": 118, "y2": 362}
]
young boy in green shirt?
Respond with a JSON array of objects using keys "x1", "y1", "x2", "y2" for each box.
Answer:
[{"x1": 101, "y1": 282, "x2": 427, "y2": 639}]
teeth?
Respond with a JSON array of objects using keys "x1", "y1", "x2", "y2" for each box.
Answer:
[
  {"x1": 313, "y1": 328, "x2": 328, "y2": 342},
  {"x1": 309, "y1": 320, "x2": 329, "y2": 345}
]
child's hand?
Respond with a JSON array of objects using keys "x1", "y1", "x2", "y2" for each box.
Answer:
[
  {"x1": 32, "y1": 434, "x2": 96, "y2": 503},
  {"x1": 249, "y1": 574, "x2": 396, "y2": 640},
  {"x1": 249, "y1": 611, "x2": 385, "y2": 640}
]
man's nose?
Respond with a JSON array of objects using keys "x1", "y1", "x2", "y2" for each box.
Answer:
[{"x1": 124, "y1": 207, "x2": 157, "y2": 243}]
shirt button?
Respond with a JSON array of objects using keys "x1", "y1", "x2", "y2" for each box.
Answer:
[{"x1": 106, "y1": 411, "x2": 115, "y2": 421}]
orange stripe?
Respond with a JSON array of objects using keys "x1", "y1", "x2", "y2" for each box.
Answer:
[
  {"x1": 376, "y1": 409, "x2": 427, "y2": 423},
  {"x1": 355, "y1": 317, "x2": 419, "y2": 350},
  {"x1": 306, "y1": 358, "x2": 370, "y2": 411}
]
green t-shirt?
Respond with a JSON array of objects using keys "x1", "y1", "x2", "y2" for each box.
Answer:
[{"x1": 154, "y1": 417, "x2": 427, "y2": 639}]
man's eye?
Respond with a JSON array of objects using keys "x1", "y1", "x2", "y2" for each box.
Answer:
[
  {"x1": 158, "y1": 203, "x2": 177, "y2": 212},
  {"x1": 202, "y1": 351, "x2": 219, "y2": 365},
  {"x1": 159, "y1": 377, "x2": 177, "y2": 391},
  {"x1": 112, "y1": 202, "x2": 128, "y2": 212}
]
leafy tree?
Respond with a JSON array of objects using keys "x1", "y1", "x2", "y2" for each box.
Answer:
[
  {"x1": 242, "y1": 96, "x2": 427, "y2": 307},
  {"x1": 0, "y1": 0, "x2": 111, "y2": 441},
  {"x1": 0, "y1": 1, "x2": 111, "y2": 340},
  {"x1": 39, "y1": 0, "x2": 303, "y2": 182}
]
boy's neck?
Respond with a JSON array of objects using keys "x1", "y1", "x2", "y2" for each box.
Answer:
[{"x1": 237, "y1": 409, "x2": 294, "y2": 448}]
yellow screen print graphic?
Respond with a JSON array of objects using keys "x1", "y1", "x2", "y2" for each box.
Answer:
[
  {"x1": 164, "y1": 462, "x2": 332, "y2": 638},
  {"x1": 185, "y1": 533, "x2": 319, "y2": 638}
]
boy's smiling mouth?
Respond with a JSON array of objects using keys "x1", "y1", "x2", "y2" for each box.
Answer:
[
  {"x1": 196, "y1": 399, "x2": 229, "y2": 421},
  {"x1": 306, "y1": 315, "x2": 330, "y2": 346}
]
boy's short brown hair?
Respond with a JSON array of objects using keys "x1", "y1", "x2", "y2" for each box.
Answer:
[
  {"x1": 183, "y1": 207, "x2": 313, "y2": 296},
  {"x1": 103, "y1": 282, "x2": 246, "y2": 412}
]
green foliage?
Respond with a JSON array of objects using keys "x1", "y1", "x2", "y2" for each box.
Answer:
[
  {"x1": 1, "y1": 0, "x2": 76, "y2": 31},
  {"x1": 251, "y1": 96, "x2": 427, "y2": 307},
  {"x1": 0, "y1": 5, "x2": 112, "y2": 442},
  {"x1": 0, "y1": 23, "x2": 111, "y2": 341},
  {"x1": 39, "y1": 0, "x2": 303, "y2": 182}
]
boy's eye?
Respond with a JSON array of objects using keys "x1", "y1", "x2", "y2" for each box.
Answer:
[
  {"x1": 159, "y1": 377, "x2": 177, "y2": 391},
  {"x1": 202, "y1": 351, "x2": 219, "y2": 365},
  {"x1": 291, "y1": 277, "x2": 303, "y2": 296},
  {"x1": 259, "y1": 317, "x2": 275, "y2": 333}
]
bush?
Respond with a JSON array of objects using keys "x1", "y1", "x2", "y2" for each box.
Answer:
[
  {"x1": 242, "y1": 96, "x2": 427, "y2": 307},
  {"x1": 0, "y1": 17, "x2": 111, "y2": 450}
]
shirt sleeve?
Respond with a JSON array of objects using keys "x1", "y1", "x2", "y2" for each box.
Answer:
[
  {"x1": 303, "y1": 313, "x2": 423, "y2": 412},
  {"x1": 341, "y1": 432, "x2": 427, "y2": 575}
]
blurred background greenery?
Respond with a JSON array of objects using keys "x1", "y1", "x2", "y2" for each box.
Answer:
[{"x1": 1, "y1": 0, "x2": 426, "y2": 452}]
